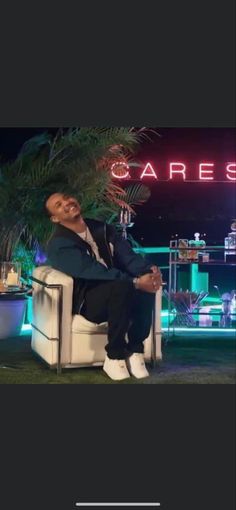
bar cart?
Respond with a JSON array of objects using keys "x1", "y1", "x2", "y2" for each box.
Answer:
[{"x1": 165, "y1": 240, "x2": 236, "y2": 338}]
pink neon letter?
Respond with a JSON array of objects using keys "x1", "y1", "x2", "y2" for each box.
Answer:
[
  {"x1": 111, "y1": 162, "x2": 130, "y2": 179},
  {"x1": 199, "y1": 163, "x2": 214, "y2": 180},
  {"x1": 170, "y1": 162, "x2": 186, "y2": 180},
  {"x1": 226, "y1": 163, "x2": 236, "y2": 181},
  {"x1": 140, "y1": 163, "x2": 158, "y2": 179}
]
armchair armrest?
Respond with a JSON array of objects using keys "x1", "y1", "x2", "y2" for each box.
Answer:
[{"x1": 31, "y1": 266, "x2": 74, "y2": 371}]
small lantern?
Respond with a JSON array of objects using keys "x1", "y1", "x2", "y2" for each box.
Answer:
[{"x1": 1, "y1": 262, "x2": 21, "y2": 288}]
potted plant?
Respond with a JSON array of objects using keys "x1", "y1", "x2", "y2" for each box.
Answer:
[{"x1": 0, "y1": 127, "x2": 152, "y2": 336}]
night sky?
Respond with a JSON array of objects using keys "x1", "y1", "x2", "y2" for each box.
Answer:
[{"x1": 0, "y1": 127, "x2": 235, "y2": 245}]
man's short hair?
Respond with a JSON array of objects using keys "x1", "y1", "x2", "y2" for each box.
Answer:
[{"x1": 44, "y1": 191, "x2": 58, "y2": 218}]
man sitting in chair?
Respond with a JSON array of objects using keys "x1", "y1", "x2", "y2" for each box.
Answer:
[{"x1": 45, "y1": 192, "x2": 162, "y2": 381}]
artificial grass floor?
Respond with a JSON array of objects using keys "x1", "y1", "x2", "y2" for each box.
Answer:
[{"x1": 0, "y1": 333, "x2": 235, "y2": 384}]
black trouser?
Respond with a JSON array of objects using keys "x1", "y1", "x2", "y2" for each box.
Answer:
[{"x1": 80, "y1": 280, "x2": 155, "y2": 359}]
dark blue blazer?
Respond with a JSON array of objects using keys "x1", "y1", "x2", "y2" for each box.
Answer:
[{"x1": 46, "y1": 219, "x2": 152, "y2": 313}]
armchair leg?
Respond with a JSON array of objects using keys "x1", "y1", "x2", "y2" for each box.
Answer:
[
  {"x1": 57, "y1": 285, "x2": 63, "y2": 375},
  {"x1": 151, "y1": 302, "x2": 157, "y2": 369},
  {"x1": 57, "y1": 363, "x2": 62, "y2": 375}
]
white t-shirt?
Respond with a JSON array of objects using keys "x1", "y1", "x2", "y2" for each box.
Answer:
[{"x1": 77, "y1": 226, "x2": 108, "y2": 267}]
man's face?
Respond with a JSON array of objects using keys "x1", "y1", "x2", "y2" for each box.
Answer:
[{"x1": 46, "y1": 193, "x2": 81, "y2": 223}]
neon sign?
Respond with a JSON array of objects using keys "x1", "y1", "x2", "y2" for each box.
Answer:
[
  {"x1": 170, "y1": 162, "x2": 186, "y2": 180},
  {"x1": 199, "y1": 163, "x2": 214, "y2": 181},
  {"x1": 111, "y1": 161, "x2": 236, "y2": 182},
  {"x1": 140, "y1": 163, "x2": 157, "y2": 179},
  {"x1": 111, "y1": 162, "x2": 131, "y2": 179},
  {"x1": 226, "y1": 163, "x2": 236, "y2": 181}
]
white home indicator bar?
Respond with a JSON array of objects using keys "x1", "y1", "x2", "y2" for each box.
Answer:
[{"x1": 75, "y1": 504, "x2": 161, "y2": 507}]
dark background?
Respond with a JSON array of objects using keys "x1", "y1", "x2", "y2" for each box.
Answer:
[
  {"x1": 0, "y1": 1, "x2": 235, "y2": 510},
  {"x1": 0, "y1": 127, "x2": 235, "y2": 245}
]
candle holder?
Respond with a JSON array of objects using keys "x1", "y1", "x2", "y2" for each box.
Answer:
[
  {"x1": 119, "y1": 207, "x2": 134, "y2": 239},
  {"x1": 0, "y1": 262, "x2": 21, "y2": 288}
]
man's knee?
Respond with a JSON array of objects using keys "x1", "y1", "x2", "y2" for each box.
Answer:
[{"x1": 112, "y1": 279, "x2": 134, "y2": 296}]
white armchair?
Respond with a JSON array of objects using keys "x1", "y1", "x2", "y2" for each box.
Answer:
[{"x1": 31, "y1": 266, "x2": 162, "y2": 373}]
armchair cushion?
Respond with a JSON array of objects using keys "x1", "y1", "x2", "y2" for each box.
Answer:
[
  {"x1": 72, "y1": 315, "x2": 108, "y2": 334},
  {"x1": 31, "y1": 266, "x2": 162, "y2": 369}
]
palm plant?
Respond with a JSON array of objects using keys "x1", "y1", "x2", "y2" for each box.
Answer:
[
  {"x1": 0, "y1": 127, "x2": 152, "y2": 262},
  {"x1": 114, "y1": 182, "x2": 151, "y2": 248}
]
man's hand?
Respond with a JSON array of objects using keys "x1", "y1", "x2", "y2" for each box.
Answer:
[
  {"x1": 136, "y1": 271, "x2": 162, "y2": 293},
  {"x1": 150, "y1": 265, "x2": 160, "y2": 275}
]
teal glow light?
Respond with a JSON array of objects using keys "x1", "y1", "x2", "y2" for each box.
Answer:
[
  {"x1": 134, "y1": 245, "x2": 224, "y2": 255},
  {"x1": 21, "y1": 324, "x2": 32, "y2": 333},
  {"x1": 162, "y1": 327, "x2": 236, "y2": 333},
  {"x1": 202, "y1": 297, "x2": 221, "y2": 303},
  {"x1": 21, "y1": 324, "x2": 235, "y2": 334},
  {"x1": 134, "y1": 247, "x2": 170, "y2": 254}
]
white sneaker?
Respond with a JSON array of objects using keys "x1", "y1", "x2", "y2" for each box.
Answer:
[
  {"x1": 126, "y1": 353, "x2": 149, "y2": 379},
  {"x1": 103, "y1": 355, "x2": 130, "y2": 381}
]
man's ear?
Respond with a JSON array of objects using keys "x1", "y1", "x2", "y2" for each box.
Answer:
[{"x1": 51, "y1": 216, "x2": 59, "y2": 223}]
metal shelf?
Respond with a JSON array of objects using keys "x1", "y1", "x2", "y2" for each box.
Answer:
[
  {"x1": 166, "y1": 241, "x2": 236, "y2": 337},
  {"x1": 170, "y1": 260, "x2": 236, "y2": 266}
]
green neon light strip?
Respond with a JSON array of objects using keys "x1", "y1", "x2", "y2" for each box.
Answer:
[
  {"x1": 134, "y1": 246, "x2": 224, "y2": 254},
  {"x1": 162, "y1": 327, "x2": 236, "y2": 333},
  {"x1": 134, "y1": 247, "x2": 170, "y2": 253},
  {"x1": 201, "y1": 297, "x2": 221, "y2": 303}
]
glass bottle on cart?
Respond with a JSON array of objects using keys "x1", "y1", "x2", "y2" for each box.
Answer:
[{"x1": 224, "y1": 220, "x2": 236, "y2": 262}]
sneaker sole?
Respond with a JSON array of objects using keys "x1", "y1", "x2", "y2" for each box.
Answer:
[
  {"x1": 103, "y1": 367, "x2": 130, "y2": 381},
  {"x1": 128, "y1": 370, "x2": 149, "y2": 379},
  {"x1": 126, "y1": 362, "x2": 150, "y2": 379}
]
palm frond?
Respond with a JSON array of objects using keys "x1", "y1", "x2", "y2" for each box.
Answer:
[
  {"x1": 19, "y1": 132, "x2": 52, "y2": 157},
  {"x1": 121, "y1": 183, "x2": 151, "y2": 207},
  {"x1": 0, "y1": 127, "x2": 153, "y2": 260}
]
